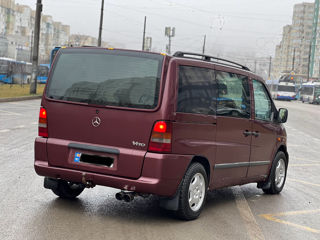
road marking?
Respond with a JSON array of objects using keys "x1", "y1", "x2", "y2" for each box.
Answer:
[
  {"x1": 288, "y1": 178, "x2": 320, "y2": 187},
  {"x1": 290, "y1": 158, "x2": 319, "y2": 163},
  {"x1": 0, "y1": 129, "x2": 10, "y2": 133},
  {"x1": 290, "y1": 164, "x2": 320, "y2": 167},
  {"x1": 0, "y1": 109, "x2": 21, "y2": 116},
  {"x1": 232, "y1": 187, "x2": 265, "y2": 240},
  {"x1": 287, "y1": 144, "x2": 302, "y2": 147},
  {"x1": 260, "y1": 209, "x2": 320, "y2": 234},
  {"x1": 0, "y1": 125, "x2": 28, "y2": 133},
  {"x1": 8, "y1": 101, "x2": 39, "y2": 107}
]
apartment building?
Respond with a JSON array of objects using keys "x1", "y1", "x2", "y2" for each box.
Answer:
[
  {"x1": 0, "y1": 0, "x2": 69, "y2": 63},
  {"x1": 272, "y1": 2, "x2": 320, "y2": 80}
]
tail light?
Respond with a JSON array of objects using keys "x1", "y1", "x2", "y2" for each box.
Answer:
[
  {"x1": 148, "y1": 121, "x2": 172, "y2": 153},
  {"x1": 38, "y1": 107, "x2": 48, "y2": 137}
]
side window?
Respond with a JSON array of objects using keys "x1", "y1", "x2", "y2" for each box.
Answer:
[
  {"x1": 216, "y1": 71, "x2": 250, "y2": 119},
  {"x1": 177, "y1": 66, "x2": 216, "y2": 115},
  {"x1": 253, "y1": 80, "x2": 273, "y2": 121}
]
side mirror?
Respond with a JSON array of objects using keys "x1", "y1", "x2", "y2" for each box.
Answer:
[{"x1": 278, "y1": 108, "x2": 288, "y2": 123}]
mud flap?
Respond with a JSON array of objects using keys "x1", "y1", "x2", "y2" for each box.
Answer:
[
  {"x1": 257, "y1": 181, "x2": 271, "y2": 189},
  {"x1": 159, "y1": 191, "x2": 180, "y2": 211},
  {"x1": 44, "y1": 177, "x2": 58, "y2": 190}
]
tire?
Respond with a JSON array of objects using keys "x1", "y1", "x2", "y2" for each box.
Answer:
[
  {"x1": 263, "y1": 151, "x2": 287, "y2": 194},
  {"x1": 52, "y1": 180, "x2": 85, "y2": 199},
  {"x1": 176, "y1": 163, "x2": 208, "y2": 220}
]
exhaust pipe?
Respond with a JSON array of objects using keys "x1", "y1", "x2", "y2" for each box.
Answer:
[
  {"x1": 115, "y1": 192, "x2": 125, "y2": 201},
  {"x1": 123, "y1": 193, "x2": 135, "y2": 202},
  {"x1": 115, "y1": 191, "x2": 138, "y2": 202}
]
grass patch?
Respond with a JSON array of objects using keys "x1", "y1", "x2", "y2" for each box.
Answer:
[{"x1": 0, "y1": 84, "x2": 45, "y2": 99}]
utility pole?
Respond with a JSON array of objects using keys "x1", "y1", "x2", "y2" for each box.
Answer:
[
  {"x1": 292, "y1": 48, "x2": 296, "y2": 72},
  {"x1": 268, "y1": 56, "x2": 273, "y2": 92},
  {"x1": 29, "y1": 30, "x2": 33, "y2": 62},
  {"x1": 254, "y1": 60, "x2": 257, "y2": 73},
  {"x1": 202, "y1": 35, "x2": 206, "y2": 54},
  {"x1": 30, "y1": 0, "x2": 42, "y2": 94},
  {"x1": 309, "y1": 0, "x2": 319, "y2": 78},
  {"x1": 307, "y1": 42, "x2": 312, "y2": 82},
  {"x1": 142, "y1": 16, "x2": 146, "y2": 51},
  {"x1": 165, "y1": 27, "x2": 175, "y2": 55},
  {"x1": 98, "y1": 0, "x2": 104, "y2": 47},
  {"x1": 268, "y1": 56, "x2": 272, "y2": 79}
]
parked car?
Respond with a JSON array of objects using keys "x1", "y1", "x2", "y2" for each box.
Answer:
[{"x1": 34, "y1": 48, "x2": 289, "y2": 220}]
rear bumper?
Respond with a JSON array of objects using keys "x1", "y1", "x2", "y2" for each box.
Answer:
[
  {"x1": 35, "y1": 161, "x2": 180, "y2": 196},
  {"x1": 34, "y1": 138, "x2": 191, "y2": 197}
]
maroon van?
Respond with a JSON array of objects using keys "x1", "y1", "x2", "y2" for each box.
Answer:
[{"x1": 34, "y1": 48, "x2": 289, "y2": 220}]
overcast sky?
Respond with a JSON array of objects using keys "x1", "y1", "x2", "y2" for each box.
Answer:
[{"x1": 15, "y1": 0, "x2": 313, "y2": 60}]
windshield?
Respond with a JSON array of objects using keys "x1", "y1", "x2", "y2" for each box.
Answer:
[
  {"x1": 277, "y1": 85, "x2": 295, "y2": 92},
  {"x1": 0, "y1": 60, "x2": 8, "y2": 74},
  {"x1": 38, "y1": 66, "x2": 49, "y2": 77},
  {"x1": 0, "y1": 65, "x2": 8, "y2": 74},
  {"x1": 47, "y1": 50, "x2": 163, "y2": 109},
  {"x1": 300, "y1": 86, "x2": 313, "y2": 95}
]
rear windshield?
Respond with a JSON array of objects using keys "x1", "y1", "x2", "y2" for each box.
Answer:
[
  {"x1": 46, "y1": 49, "x2": 163, "y2": 109},
  {"x1": 277, "y1": 85, "x2": 295, "y2": 92}
]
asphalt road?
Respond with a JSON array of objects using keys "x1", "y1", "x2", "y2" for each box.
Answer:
[{"x1": 0, "y1": 99, "x2": 319, "y2": 240}]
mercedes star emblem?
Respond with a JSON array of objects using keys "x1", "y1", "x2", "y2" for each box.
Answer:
[{"x1": 92, "y1": 116, "x2": 101, "y2": 127}]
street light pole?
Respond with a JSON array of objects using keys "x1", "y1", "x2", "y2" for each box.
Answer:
[
  {"x1": 98, "y1": 0, "x2": 105, "y2": 47},
  {"x1": 292, "y1": 48, "x2": 296, "y2": 72},
  {"x1": 30, "y1": 0, "x2": 42, "y2": 94},
  {"x1": 142, "y1": 16, "x2": 146, "y2": 51},
  {"x1": 202, "y1": 35, "x2": 206, "y2": 54}
]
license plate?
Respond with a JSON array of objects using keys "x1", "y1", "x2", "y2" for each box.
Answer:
[{"x1": 74, "y1": 152, "x2": 82, "y2": 162}]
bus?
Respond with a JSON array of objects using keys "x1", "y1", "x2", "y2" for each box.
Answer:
[
  {"x1": 300, "y1": 82, "x2": 320, "y2": 104},
  {"x1": 50, "y1": 47, "x2": 61, "y2": 67},
  {"x1": 37, "y1": 64, "x2": 50, "y2": 84},
  {"x1": 278, "y1": 74, "x2": 304, "y2": 83},
  {"x1": 276, "y1": 81, "x2": 296, "y2": 101},
  {"x1": 0, "y1": 57, "x2": 32, "y2": 84}
]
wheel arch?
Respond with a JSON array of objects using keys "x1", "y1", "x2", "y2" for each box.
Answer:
[
  {"x1": 189, "y1": 155, "x2": 211, "y2": 182},
  {"x1": 257, "y1": 144, "x2": 289, "y2": 190},
  {"x1": 277, "y1": 144, "x2": 289, "y2": 165},
  {"x1": 159, "y1": 155, "x2": 211, "y2": 212}
]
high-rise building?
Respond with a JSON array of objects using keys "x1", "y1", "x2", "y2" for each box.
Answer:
[
  {"x1": 0, "y1": 0, "x2": 110, "y2": 63},
  {"x1": 0, "y1": 1, "x2": 71, "y2": 62},
  {"x1": 272, "y1": 2, "x2": 319, "y2": 81}
]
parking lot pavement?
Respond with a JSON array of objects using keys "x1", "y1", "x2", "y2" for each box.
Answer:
[{"x1": 0, "y1": 99, "x2": 319, "y2": 240}]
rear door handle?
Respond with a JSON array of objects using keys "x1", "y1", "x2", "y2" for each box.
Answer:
[
  {"x1": 252, "y1": 131, "x2": 260, "y2": 137},
  {"x1": 243, "y1": 130, "x2": 251, "y2": 137}
]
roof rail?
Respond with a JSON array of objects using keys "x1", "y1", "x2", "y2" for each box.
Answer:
[{"x1": 173, "y1": 51, "x2": 251, "y2": 71}]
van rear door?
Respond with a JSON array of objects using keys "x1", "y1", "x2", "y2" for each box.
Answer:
[{"x1": 43, "y1": 48, "x2": 165, "y2": 179}]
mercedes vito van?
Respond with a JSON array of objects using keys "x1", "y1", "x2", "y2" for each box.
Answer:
[{"x1": 34, "y1": 48, "x2": 289, "y2": 220}]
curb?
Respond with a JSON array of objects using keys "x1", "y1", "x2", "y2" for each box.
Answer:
[{"x1": 0, "y1": 95, "x2": 42, "y2": 103}]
